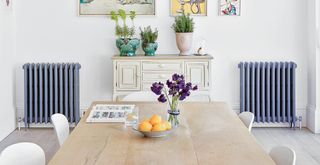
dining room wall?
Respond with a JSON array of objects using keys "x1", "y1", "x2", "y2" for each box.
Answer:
[
  {"x1": 307, "y1": 0, "x2": 320, "y2": 133},
  {"x1": 0, "y1": 3, "x2": 16, "y2": 140},
  {"x1": 13, "y1": 0, "x2": 309, "y2": 126}
]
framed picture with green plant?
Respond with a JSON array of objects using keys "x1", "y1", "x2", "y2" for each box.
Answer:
[
  {"x1": 140, "y1": 26, "x2": 158, "y2": 56},
  {"x1": 110, "y1": 9, "x2": 140, "y2": 56}
]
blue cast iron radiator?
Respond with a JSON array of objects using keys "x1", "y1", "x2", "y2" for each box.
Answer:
[
  {"x1": 238, "y1": 62, "x2": 297, "y2": 127},
  {"x1": 23, "y1": 63, "x2": 81, "y2": 127}
]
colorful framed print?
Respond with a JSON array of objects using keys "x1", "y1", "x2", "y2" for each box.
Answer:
[
  {"x1": 171, "y1": 0, "x2": 207, "y2": 16},
  {"x1": 79, "y1": 0, "x2": 156, "y2": 16},
  {"x1": 219, "y1": 0, "x2": 241, "y2": 16}
]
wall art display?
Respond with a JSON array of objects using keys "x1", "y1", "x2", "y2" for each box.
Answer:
[
  {"x1": 171, "y1": 0, "x2": 207, "y2": 16},
  {"x1": 219, "y1": 0, "x2": 241, "y2": 16},
  {"x1": 79, "y1": 0, "x2": 155, "y2": 15},
  {"x1": 1, "y1": 0, "x2": 12, "y2": 11},
  {"x1": 86, "y1": 104, "x2": 135, "y2": 123}
]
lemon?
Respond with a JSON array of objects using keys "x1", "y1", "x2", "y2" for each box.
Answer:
[
  {"x1": 149, "y1": 115, "x2": 162, "y2": 126},
  {"x1": 151, "y1": 123, "x2": 166, "y2": 132},
  {"x1": 163, "y1": 121, "x2": 172, "y2": 130},
  {"x1": 139, "y1": 121, "x2": 152, "y2": 132}
]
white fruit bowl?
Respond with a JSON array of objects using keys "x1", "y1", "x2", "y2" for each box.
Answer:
[{"x1": 132, "y1": 125, "x2": 175, "y2": 138}]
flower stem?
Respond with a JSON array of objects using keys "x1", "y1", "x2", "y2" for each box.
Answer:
[{"x1": 163, "y1": 87, "x2": 173, "y2": 108}]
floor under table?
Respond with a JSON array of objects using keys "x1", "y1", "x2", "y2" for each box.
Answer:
[{"x1": 0, "y1": 128, "x2": 319, "y2": 165}]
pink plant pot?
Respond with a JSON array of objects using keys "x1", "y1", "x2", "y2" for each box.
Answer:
[{"x1": 175, "y1": 33, "x2": 193, "y2": 56}]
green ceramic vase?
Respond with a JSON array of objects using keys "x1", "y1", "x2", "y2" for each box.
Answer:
[
  {"x1": 142, "y1": 42, "x2": 158, "y2": 56},
  {"x1": 116, "y1": 38, "x2": 140, "y2": 56}
]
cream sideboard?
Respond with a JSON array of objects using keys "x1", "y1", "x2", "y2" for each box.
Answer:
[{"x1": 112, "y1": 54, "x2": 213, "y2": 101}]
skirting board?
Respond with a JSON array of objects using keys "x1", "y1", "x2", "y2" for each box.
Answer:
[
  {"x1": 307, "y1": 105, "x2": 320, "y2": 133},
  {"x1": 16, "y1": 104, "x2": 307, "y2": 128},
  {"x1": 16, "y1": 106, "x2": 88, "y2": 128},
  {"x1": 232, "y1": 104, "x2": 307, "y2": 128}
]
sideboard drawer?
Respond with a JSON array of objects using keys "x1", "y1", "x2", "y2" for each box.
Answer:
[
  {"x1": 142, "y1": 61, "x2": 182, "y2": 71},
  {"x1": 142, "y1": 72, "x2": 178, "y2": 81}
]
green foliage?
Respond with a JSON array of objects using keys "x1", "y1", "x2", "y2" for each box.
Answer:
[
  {"x1": 118, "y1": 9, "x2": 127, "y2": 23},
  {"x1": 110, "y1": 9, "x2": 136, "y2": 39},
  {"x1": 140, "y1": 26, "x2": 158, "y2": 44},
  {"x1": 130, "y1": 11, "x2": 136, "y2": 21},
  {"x1": 172, "y1": 13, "x2": 194, "y2": 33}
]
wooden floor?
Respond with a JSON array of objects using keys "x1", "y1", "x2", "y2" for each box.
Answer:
[
  {"x1": 0, "y1": 128, "x2": 319, "y2": 164},
  {"x1": 252, "y1": 128, "x2": 320, "y2": 165}
]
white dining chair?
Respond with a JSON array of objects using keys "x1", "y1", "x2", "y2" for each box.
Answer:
[
  {"x1": 122, "y1": 91, "x2": 158, "y2": 101},
  {"x1": 239, "y1": 112, "x2": 254, "y2": 132},
  {"x1": 51, "y1": 113, "x2": 69, "y2": 146},
  {"x1": 0, "y1": 142, "x2": 45, "y2": 165},
  {"x1": 269, "y1": 146, "x2": 296, "y2": 165}
]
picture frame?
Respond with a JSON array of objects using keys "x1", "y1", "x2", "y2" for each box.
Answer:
[
  {"x1": 170, "y1": 0, "x2": 207, "y2": 16},
  {"x1": 219, "y1": 0, "x2": 241, "y2": 16},
  {"x1": 79, "y1": 0, "x2": 156, "y2": 16},
  {"x1": 1, "y1": 0, "x2": 12, "y2": 11}
]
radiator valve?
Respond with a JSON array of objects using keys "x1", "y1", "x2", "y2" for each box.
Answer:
[{"x1": 298, "y1": 116, "x2": 302, "y2": 130}]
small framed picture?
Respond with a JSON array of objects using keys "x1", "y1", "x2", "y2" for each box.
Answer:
[
  {"x1": 79, "y1": 0, "x2": 156, "y2": 16},
  {"x1": 219, "y1": 0, "x2": 241, "y2": 16},
  {"x1": 170, "y1": 0, "x2": 207, "y2": 16},
  {"x1": 1, "y1": 0, "x2": 12, "y2": 11}
]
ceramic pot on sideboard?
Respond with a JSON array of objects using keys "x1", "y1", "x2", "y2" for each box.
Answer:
[
  {"x1": 175, "y1": 33, "x2": 193, "y2": 56},
  {"x1": 116, "y1": 38, "x2": 140, "y2": 56},
  {"x1": 142, "y1": 42, "x2": 158, "y2": 56}
]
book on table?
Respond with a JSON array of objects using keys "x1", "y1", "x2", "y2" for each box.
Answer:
[{"x1": 86, "y1": 104, "x2": 135, "y2": 123}]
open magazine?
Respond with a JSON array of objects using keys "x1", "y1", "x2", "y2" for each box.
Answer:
[{"x1": 86, "y1": 104, "x2": 135, "y2": 123}]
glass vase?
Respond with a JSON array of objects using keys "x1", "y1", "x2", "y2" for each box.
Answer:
[{"x1": 167, "y1": 109, "x2": 180, "y2": 128}]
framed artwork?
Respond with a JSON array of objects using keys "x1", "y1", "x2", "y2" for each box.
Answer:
[
  {"x1": 1, "y1": 0, "x2": 12, "y2": 11},
  {"x1": 171, "y1": 0, "x2": 207, "y2": 16},
  {"x1": 79, "y1": 0, "x2": 156, "y2": 16},
  {"x1": 219, "y1": 0, "x2": 241, "y2": 16}
]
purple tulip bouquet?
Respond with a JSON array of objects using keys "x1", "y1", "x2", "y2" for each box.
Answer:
[{"x1": 151, "y1": 73, "x2": 198, "y2": 126}]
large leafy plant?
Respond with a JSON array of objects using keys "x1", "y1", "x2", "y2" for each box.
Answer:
[
  {"x1": 110, "y1": 9, "x2": 136, "y2": 39},
  {"x1": 139, "y1": 26, "x2": 158, "y2": 45},
  {"x1": 172, "y1": 13, "x2": 194, "y2": 33}
]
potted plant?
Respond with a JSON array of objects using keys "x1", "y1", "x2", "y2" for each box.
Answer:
[
  {"x1": 139, "y1": 26, "x2": 158, "y2": 56},
  {"x1": 150, "y1": 73, "x2": 198, "y2": 127},
  {"x1": 172, "y1": 13, "x2": 194, "y2": 56},
  {"x1": 110, "y1": 9, "x2": 140, "y2": 56}
]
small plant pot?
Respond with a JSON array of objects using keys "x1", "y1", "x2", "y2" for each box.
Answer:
[
  {"x1": 142, "y1": 42, "x2": 158, "y2": 56},
  {"x1": 116, "y1": 38, "x2": 140, "y2": 56},
  {"x1": 175, "y1": 33, "x2": 193, "y2": 56}
]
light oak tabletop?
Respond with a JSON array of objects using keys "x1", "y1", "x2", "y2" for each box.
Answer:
[{"x1": 49, "y1": 101, "x2": 275, "y2": 165}]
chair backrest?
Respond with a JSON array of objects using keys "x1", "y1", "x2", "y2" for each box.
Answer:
[
  {"x1": 239, "y1": 112, "x2": 254, "y2": 132},
  {"x1": 0, "y1": 142, "x2": 45, "y2": 165},
  {"x1": 122, "y1": 91, "x2": 158, "y2": 102},
  {"x1": 269, "y1": 146, "x2": 296, "y2": 165},
  {"x1": 51, "y1": 113, "x2": 69, "y2": 146}
]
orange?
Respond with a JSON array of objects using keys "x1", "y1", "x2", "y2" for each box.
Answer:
[
  {"x1": 151, "y1": 123, "x2": 166, "y2": 132},
  {"x1": 149, "y1": 115, "x2": 162, "y2": 125},
  {"x1": 139, "y1": 121, "x2": 152, "y2": 132},
  {"x1": 141, "y1": 118, "x2": 150, "y2": 123},
  {"x1": 162, "y1": 121, "x2": 172, "y2": 130}
]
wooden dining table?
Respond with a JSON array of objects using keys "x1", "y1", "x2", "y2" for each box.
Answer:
[{"x1": 48, "y1": 101, "x2": 275, "y2": 165}]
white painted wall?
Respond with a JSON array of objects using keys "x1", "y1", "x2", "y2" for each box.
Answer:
[
  {"x1": 307, "y1": 0, "x2": 320, "y2": 133},
  {"x1": 13, "y1": 0, "x2": 309, "y2": 125},
  {"x1": 0, "y1": 3, "x2": 16, "y2": 140}
]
